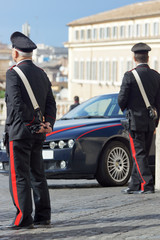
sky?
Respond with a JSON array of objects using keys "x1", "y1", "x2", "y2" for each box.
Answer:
[{"x1": 0, "y1": 0, "x2": 151, "y2": 47}]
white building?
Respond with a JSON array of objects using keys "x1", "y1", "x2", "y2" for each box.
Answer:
[
  {"x1": 64, "y1": 0, "x2": 160, "y2": 101},
  {"x1": 33, "y1": 44, "x2": 68, "y2": 64}
]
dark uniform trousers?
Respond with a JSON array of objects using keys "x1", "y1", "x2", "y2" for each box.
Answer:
[
  {"x1": 128, "y1": 130, "x2": 154, "y2": 192},
  {"x1": 9, "y1": 139, "x2": 51, "y2": 226}
]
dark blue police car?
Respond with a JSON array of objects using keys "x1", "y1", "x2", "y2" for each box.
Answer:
[{"x1": 0, "y1": 93, "x2": 155, "y2": 187}]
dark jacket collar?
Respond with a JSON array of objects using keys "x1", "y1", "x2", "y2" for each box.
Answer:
[
  {"x1": 17, "y1": 59, "x2": 32, "y2": 66},
  {"x1": 136, "y1": 63, "x2": 150, "y2": 69}
]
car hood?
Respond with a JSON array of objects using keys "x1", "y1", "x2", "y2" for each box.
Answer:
[{"x1": 46, "y1": 117, "x2": 123, "y2": 140}]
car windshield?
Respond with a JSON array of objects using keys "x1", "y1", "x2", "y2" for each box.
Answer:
[{"x1": 61, "y1": 94, "x2": 124, "y2": 120}]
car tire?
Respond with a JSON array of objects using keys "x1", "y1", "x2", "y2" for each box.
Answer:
[{"x1": 96, "y1": 141, "x2": 132, "y2": 187}]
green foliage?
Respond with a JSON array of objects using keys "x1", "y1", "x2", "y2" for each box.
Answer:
[{"x1": 0, "y1": 90, "x2": 5, "y2": 98}]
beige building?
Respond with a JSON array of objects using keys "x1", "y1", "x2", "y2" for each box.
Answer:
[
  {"x1": 64, "y1": 0, "x2": 160, "y2": 101},
  {"x1": 0, "y1": 45, "x2": 11, "y2": 89}
]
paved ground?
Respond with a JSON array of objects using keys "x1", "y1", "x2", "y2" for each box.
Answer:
[
  {"x1": 0, "y1": 172, "x2": 160, "y2": 240},
  {"x1": 0, "y1": 124, "x2": 160, "y2": 239}
]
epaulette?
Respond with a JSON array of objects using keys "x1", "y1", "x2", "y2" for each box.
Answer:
[
  {"x1": 128, "y1": 67, "x2": 136, "y2": 72},
  {"x1": 9, "y1": 65, "x2": 16, "y2": 70}
]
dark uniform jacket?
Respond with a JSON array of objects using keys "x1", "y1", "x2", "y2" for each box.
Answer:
[
  {"x1": 5, "y1": 60, "x2": 56, "y2": 141},
  {"x1": 118, "y1": 64, "x2": 160, "y2": 131}
]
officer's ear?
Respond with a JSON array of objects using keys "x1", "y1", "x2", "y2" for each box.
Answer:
[
  {"x1": 15, "y1": 50, "x2": 19, "y2": 58},
  {"x1": 133, "y1": 55, "x2": 136, "y2": 63},
  {"x1": 12, "y1": 48, "x2": 18, "y2": 59}
]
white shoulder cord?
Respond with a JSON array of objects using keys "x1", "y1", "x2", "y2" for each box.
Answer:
[
  {"x1": 13, "y1": 66, "x2": 39, "y2": 110},
  {"x1": 132, "y1": 69, "x2": 150, "y2": 108}
]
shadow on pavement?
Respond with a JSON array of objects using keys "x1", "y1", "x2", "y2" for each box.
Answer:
[
  {"x1": 1, "y1": 220, "x2": 160, "y2": 240},
  {"x1": 48, "y1": 182, "x2": 101, "y2": 189}
]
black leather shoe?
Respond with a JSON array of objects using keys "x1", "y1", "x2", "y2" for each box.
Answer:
[
  {"x1": 8, "y1": 223, "x2": 34, "y2": 230},
  {"x1": 122, "y1": 188, "x2": 155, "y2": 194},
  {"x1": 121, "y1": 188, "x2": 140, "y2": 194},
  {"x1": 138, "y1": 190, "x2": 155, "y2": 194},
  {"x1": 34, "y1": 220, "x2": 51, "y2": 226}
]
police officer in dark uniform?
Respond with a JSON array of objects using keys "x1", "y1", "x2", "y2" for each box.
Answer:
[
  {"x1": 5, "y1": 32, "x2": 56, "y2": 229},
  {"x1": 118, "y1": 42, "x2": 160, "y2": 194}
]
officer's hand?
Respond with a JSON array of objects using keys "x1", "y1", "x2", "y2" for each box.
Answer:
[
  {"x1": 44, "y1": 122, "x2": 52, "y2": 133},
  {"x1": 36, "y1": 122, "x2": 52, "y2": 134}
]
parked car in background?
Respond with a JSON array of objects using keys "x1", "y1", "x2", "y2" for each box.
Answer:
[{"x1": 0, "y1": 93, "x2": 155, "y2": 187}]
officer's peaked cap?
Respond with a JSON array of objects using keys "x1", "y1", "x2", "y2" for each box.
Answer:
[
  {"x1": 131, "y1": 42, "x2": 151, "y2": 53},
  {"x1": 10, "y1": 31, "x2": 37, "y2": 52}
]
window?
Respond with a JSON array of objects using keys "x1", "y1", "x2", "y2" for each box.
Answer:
[
  {"x1": 75, "y1": 30, "x2": 79, "y2": 40},
  {"x1": 91, "y1": 61, "x2": 97, "y2": 80},
  {"x1": 86, "y1": 61, "x2": 91, "y2": 80},
  {"x1": 153, "y1": 59, "x2": 158, "y2": 71},
  {"x1": 79, "y1": 61, "x2": 84, "y2": 80},
  {"x1": 128, "y1": 25, "x2": 133, "y2": 38},
  {"x1": 99, "y1": 28, "x2": 104, "y2": 39},
  {"x1": 120, "y1": 26, "x2": 125, "y2": 38},
  {"x1": 153, "y1": 22, "x2": 159, "y2": 36},
  {"x1": 105, "y1": 60, "x2": 110, "y2": 82},
  {"x1": 74, "y1": 61, "x2": 79, "y2": 79},
  {"x1": 80, "y1": 30, "x2": 84, "y2": 40},
  {"x1": 99, "y1": 60, "x2": 104, "y2": 81},
  {"x1": 87, "y1": 29, "x2": 91, "y2": 39},
  {"x1": 93, "y1": 28, "x2": 97, "y2": 40},
  {"x1": 112, "y1": 61, "x2": 117, "y2": 83},
  {"x1": 63, "y1": 95, "x2": 124, "y2": 119},
  {"x1": 126, "y1": 60, "x2": 133, "y2": 71},
  {"x1": 136, "y1": 24, "x2": 140, "y2": 37},
  {"x1": 105, "y1": 27, "x2": 110, "y2": 39},
  {"x1": 144, "y1": 23, "x2": 149, "y2": 37},
  {"x1": 119, "y1": 59, "x2": 124, "y2": 82},
  {"x1": 112, "y1": 26, "x2": 118, "y2": 38}
]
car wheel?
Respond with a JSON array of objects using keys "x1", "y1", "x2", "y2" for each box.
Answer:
[{"x1": 96, "y1": 141, "x2": 132, "y2": 187}]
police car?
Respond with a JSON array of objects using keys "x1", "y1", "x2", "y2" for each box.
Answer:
[{"x1": 0, "y1": 93, "x2": 155, "y2": 187}]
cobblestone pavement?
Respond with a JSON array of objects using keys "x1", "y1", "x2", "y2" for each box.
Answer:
[
  {"x1": 0, "y1": 173, "x2": 160, "y2": 240},
  {"x1": 0, "y1": 125, "x2": 160, "y2": 239}
]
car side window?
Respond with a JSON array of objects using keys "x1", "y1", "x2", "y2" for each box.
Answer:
[
  {"x1": 104, "y1": 97, "x2": 124, "y2": 117},
  {"x1": 84, "y1": 99, "x2": 111, "y2": 116},
  {"x1": 61, "y1": 94, "x2": 124, "y2": 119}
]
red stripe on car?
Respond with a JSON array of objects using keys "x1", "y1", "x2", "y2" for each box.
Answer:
[
  {"x1": 76, "y1": 123, "x2": 121, "y2": 140},
  {"x1": 46, "y1": 125, "x2": 86, "y2": 137}
]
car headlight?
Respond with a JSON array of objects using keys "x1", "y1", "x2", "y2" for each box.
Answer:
[
  {"x1": 49, "y1": 141, "x2": 57, "y2": 149},
  {"x1": 58, "y1": 140, "x2": 66, "y2": 149},
  {"x1": 48, "y1": 139, "x2": 75, "y2": 149},
  {"x1": 60, "y1": 160, "x2": 66, "y2": 169},
  {"x1": 68, "y1": 139, "x2": 74, "y2": 148}
]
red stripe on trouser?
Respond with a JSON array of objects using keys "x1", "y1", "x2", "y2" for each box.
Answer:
[
  {"x1": 10, "y1": 141, "x2": 23, "y2": 226},
  {"x1": 129, "y1": 134, "x2": 146, "y2": 191}
]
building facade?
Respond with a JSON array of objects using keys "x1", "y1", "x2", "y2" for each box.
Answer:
[
  {"x1": 0, "y1": 44, "x2": 11, "y2": 89},
  {"x1": 64, "y1": 0, "x2": 160, "y2": 101}
]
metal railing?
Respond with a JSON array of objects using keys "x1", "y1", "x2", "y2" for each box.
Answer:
[{"x1": 0, "y1": 99, "x2": 72, "y2": 125}]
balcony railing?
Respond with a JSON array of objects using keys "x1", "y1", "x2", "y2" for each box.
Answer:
[{"x1": 0, "y1": 99, "x2": 72, "y2": 125}]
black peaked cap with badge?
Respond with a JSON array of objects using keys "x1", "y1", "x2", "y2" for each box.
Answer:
[
  {"x1": 131, "y1": 42, "x2": 151, "y2": 53},
  {"x1": 11, "y1": 31, "x2": 37, "y2": 52}
]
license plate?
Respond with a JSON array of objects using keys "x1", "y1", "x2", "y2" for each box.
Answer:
[{"x1": 42, "y1": 150, "x2": 54, "y2": 159}]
